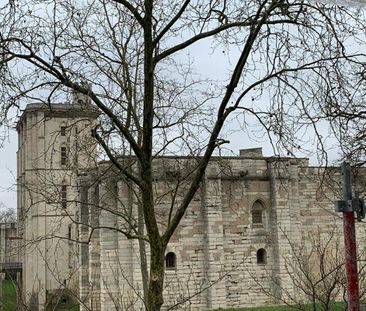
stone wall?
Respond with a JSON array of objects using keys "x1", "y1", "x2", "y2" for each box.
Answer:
[
  {"x1": 17, "y1": 102, "x2": 366, "y2": 311},
  {"x1": 77, "y1": 154, "x2": 366, "y2": 310}
]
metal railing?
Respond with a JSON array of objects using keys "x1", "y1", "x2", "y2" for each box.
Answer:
[{"x1": 0, "y1": 262, "x2": 22, "y2": 272}]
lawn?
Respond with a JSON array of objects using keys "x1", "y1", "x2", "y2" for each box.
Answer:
[
  {"x1": 1, "y1": 280, "x2": 80, "y2": 311},
  {"x1": 0, "y1": 282, "x2": 353, "y2": 311},
  {"x1": 211, "y1": 301, "x2": 348, "y2": 311},
  {"x1": 2, "y1": 279, "x2": 17, "y2": 311}
]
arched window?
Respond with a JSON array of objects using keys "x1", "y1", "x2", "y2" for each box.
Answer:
[
  {"x1": 257, "y1": 248, "x2": 267, "y2": 264},
  {"x1": 252, "y1": 200, "x2": 264, "y2": 224},
  {"x1": 165, "y1": 252, "x2": 176, "y2": 269}
]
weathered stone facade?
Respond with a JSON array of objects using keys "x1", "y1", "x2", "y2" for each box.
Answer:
[
  {"x1": 17, "y1": 101, "x2": 99, "y2": 310},
  {"x1": 16, "y1": 103, "x2": 366, "y2": 310},
  {"x1": 77, "y1": 153, "x2": 366, "y2": 310}
]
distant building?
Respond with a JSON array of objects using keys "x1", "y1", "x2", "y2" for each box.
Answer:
[
  {"x1": 16, "y1": 102, "x2": 366, "y2": 310},
  {"x1": 0, "y1": 221, "x2": 21, "y2": 310},
  {"x1": 0, "y1": 222, "x2": 20, "y2": 268}
]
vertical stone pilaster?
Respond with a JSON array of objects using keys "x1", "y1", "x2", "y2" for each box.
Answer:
[
  {"x1": 116, "y1": 180, "x2": 140, "y2": 309},
  {"x1": 268, "y1": 160, "x2": 300, "y2": 302},
  {"x1": 202, "y1": 177, "x2": 226, "y2": 309},
  {"x1": 79, "y1": 178, "x2": 90, "y2": 311},
  {"x1": 268, "y1": 161, "x2": 282, "y2": 300},
  {"x1": 89, "y1": 182, "x2": 101, "y2": 311},
  {"x1": 288, "y1": 162, "x2": 301, "y2": 245},
  {"x1": 99, "y1": 179, "x2": 120, "y2": 311}
]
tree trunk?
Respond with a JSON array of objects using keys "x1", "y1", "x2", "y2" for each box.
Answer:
[
  {"x1": 138, "y1": 202, "x2": 149, "y2": 308},
  {"x1": 147, "y1": 241, "x2": 165, "y2": 311},
  {"x1": 141, "y1": 0, "x2": 165, "y2": 308}
]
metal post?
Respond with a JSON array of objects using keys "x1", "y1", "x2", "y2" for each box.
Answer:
[
  {"x1": 0, "y1": 225, "x2": 3, "y2": 311},
  {"x1": 341, "y1": 162, "x2": 360, "y2": 311},
  {"x1": 0, "y1": 273, "x2": 3, "y2": 311}
]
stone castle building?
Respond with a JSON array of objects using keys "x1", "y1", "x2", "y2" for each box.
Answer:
[
  {"x1": 16, "y1": 102, "x2": 366, "y2": 310},
  {"x1": 17, "y1": 100, "x2": 99, "y2": 309}
]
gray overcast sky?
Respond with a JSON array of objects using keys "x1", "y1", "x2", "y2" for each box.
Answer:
[{"x1": 0, "y1": 0, "x2": 365, "y2": 211}]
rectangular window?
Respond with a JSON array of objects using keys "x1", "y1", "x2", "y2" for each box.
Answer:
[
  {"x1": 60, "y1": 147, "x2": 67, "y2": 165},
  {"x1": 61, "y1": 185, "x2": 67, "y2": 209},
  {"x1": 60, "y1": 126, "x2": 66, "y2": 136},
  {"x1": 252, "y1": 210, "x2": 262, "y2": 224},
  {"x1": 68, "y1": 224, "x2": 72, "y2": 239}
]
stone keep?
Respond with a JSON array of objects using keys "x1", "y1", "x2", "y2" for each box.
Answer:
[
  {"x1": 77, "y1": 152, "x2": 366, "y2": 310},
  {"x1": 17, "y1": 103, "x2": 366, "y2": 310},
  {"x1": 17, "y1": 102, "x2": 99, "y2": 310}
]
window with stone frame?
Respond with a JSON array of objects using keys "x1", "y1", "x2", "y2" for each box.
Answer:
[
  {"x1": 60, "y1": 126, "x2": 66, "y2": 136},
  {"x1": 252, "y1": 200, "x2": 264, "y2": 224},
  {"x1": 68, "y1": 224, "x2": 72, "y2": 239},
  {"x1": 61, "y1": 185, "x2": 67, "y2": 209},
  {"x1": 257, "y1": 248, "x2": 267, "y2": 264},
  {"x1": 165, "y1": 252, "x2": 176, "y2": 269},
  {"x1": 60, "y1": 146, "x2": 67, "y2": 165}
]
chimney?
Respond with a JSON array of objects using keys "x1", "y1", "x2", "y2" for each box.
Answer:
[{"x1": 239, "y1": 148, "x2": 263, "y2": 157}]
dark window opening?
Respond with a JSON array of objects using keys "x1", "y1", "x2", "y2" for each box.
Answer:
[
  {"x1": 165, "y1": 252, "x2": 176, "y2": 269},
  {"x1": 61, "y1": 185, "x2": 67, "y2": 209},
  {"x1": 257, "y1": 248, "x2": 267, "y2": 264},
  {"x1": 60, "y1": 126, "x2": 66, "y2": 136},
  {"x1": 252, "y1": 200, "x2": 264, "y2": 224},
  {"x1": 252, "y1": 210, "x2": 262, "y2": 224},
  {"x1": 68, "y1": 224, "x2": 72, "y2": 239},
  {"x1": 60, "y1": 147, "x2": 67, "y2": 165}
]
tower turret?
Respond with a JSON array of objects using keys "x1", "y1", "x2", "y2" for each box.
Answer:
[{"x1": 17, "y1": 101, "x2": 99, "y2": 310}]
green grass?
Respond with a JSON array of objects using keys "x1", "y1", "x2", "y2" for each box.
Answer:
[
  {"x1": 0, "y1": 281, "x2": 352, "y2": 311},
  {"x1": 211, "y1": 301, "x2": 347, "y2": 311},
  {"x1": 1, "y1": 280, "x2": 80, "y2": 311},
  {"x1": 211, "y1": 306, "x2": 293, "y2": 311},
  {"x1": 2, "y1": 279, "x2": 17, "y2": 311}
]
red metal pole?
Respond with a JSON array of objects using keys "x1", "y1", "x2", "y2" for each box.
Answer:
[
  {"x1": 341, "y1": 162, "x2": 360, "y2": 311},
  {"x1": 343, "y1": 211, "x2": 360, "y2": 311}
]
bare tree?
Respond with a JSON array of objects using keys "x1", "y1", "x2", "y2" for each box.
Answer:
[
  {"x1": 0, "y1": 205, "x2": 15, "y2": 223},
  {"x1": 249, "y1": 225, "x2": 366, "y2": 311},
  {"x1": 1, "y1": 1, "x2": 366, "y2": 310}
]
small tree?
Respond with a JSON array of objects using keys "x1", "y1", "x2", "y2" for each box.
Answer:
[
  {"x1": 1, "y1": 1, "x2": 366, "y2": 310},
  {"x1": 0, "y1": 205, "x2": 16, "y2": 223},
  {"x1": 250, "y1": 223, "x2": 366, "y2": 311}
]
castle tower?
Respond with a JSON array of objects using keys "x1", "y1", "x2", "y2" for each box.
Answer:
[{"x1": 17, "y1": 101, "x2": 99, "y2": 310}]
